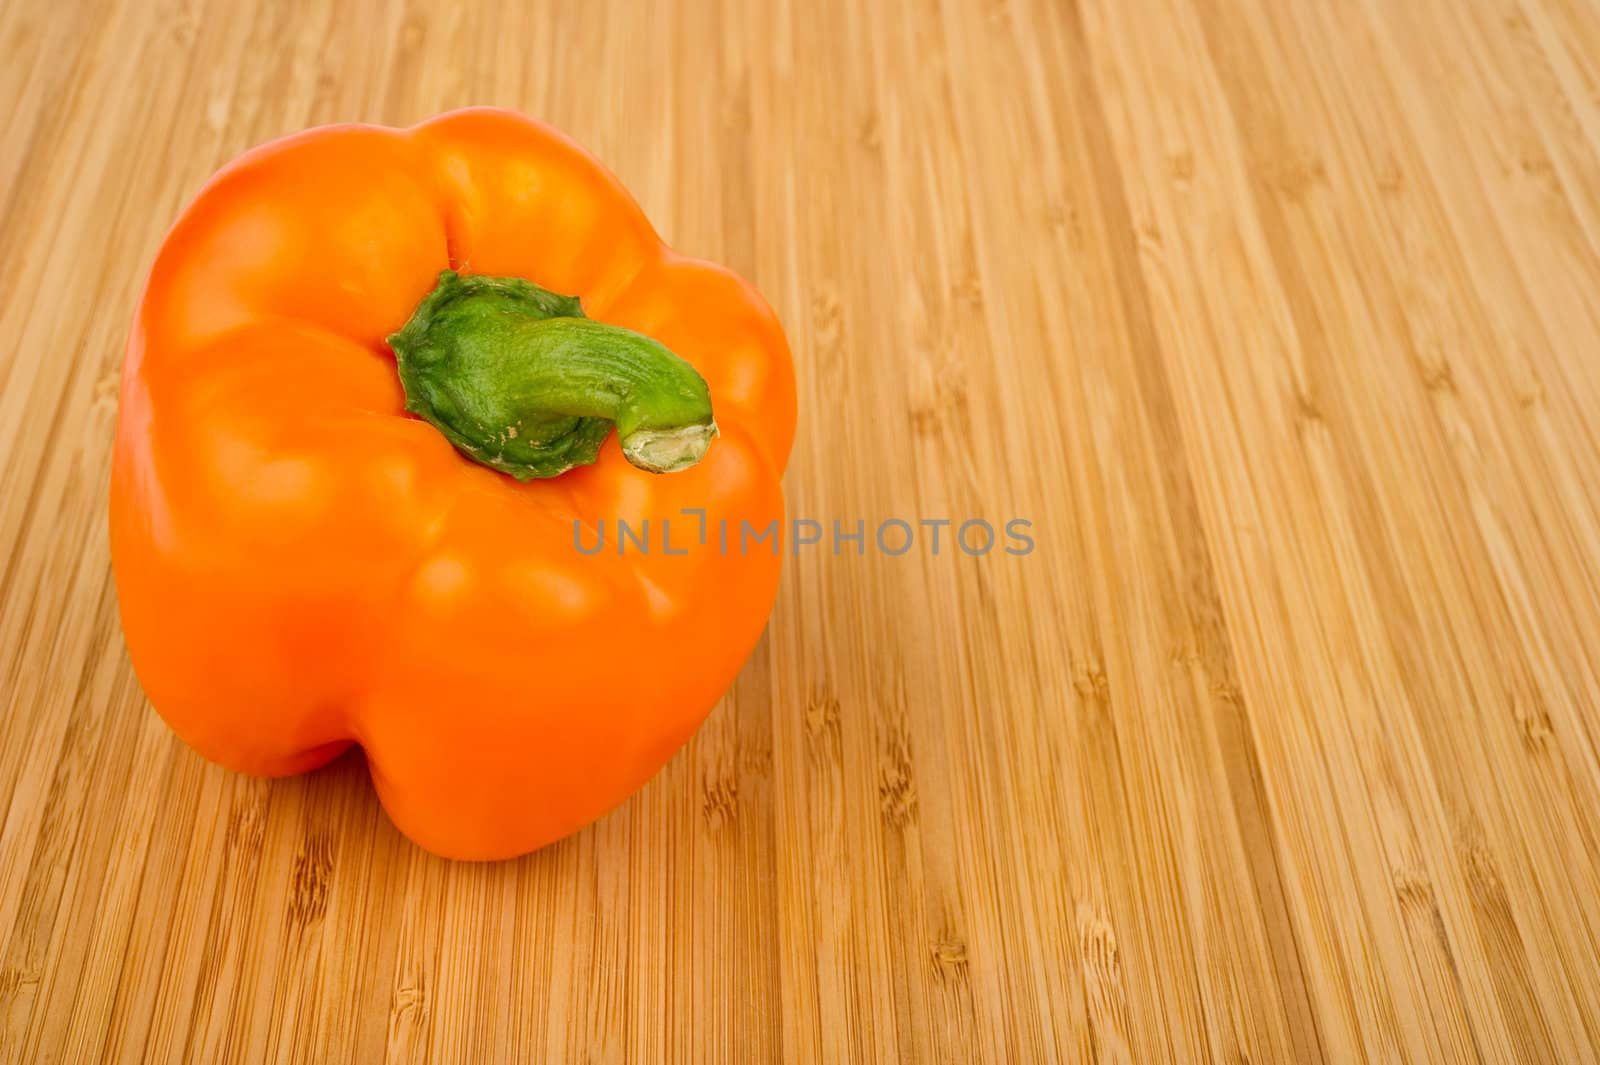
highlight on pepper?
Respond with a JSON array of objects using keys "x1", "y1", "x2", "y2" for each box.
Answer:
[{"x1": 109, "y1": 107, "x2": 797, "y2": 861}]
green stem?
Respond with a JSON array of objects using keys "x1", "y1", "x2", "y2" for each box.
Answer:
[{"x1": 388, "y1": 270, "x2": 717, "y2": 481}]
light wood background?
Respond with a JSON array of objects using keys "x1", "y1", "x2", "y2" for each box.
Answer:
[{"x1": 4, "y1": 0, "x2": 1600, "y2": 1061}]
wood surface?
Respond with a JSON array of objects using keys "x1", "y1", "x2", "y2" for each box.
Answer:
[{"x1": 3, "y1": 0, "x2": 1600, "y2": 1060}]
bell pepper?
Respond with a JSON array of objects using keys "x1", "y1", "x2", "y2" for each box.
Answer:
[{"x1": 109, "y1": 108, "x2": 796, "y2": 860}]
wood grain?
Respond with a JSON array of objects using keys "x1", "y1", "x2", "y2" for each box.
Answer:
[{"x1": 3, "y1": 0, "x2": 1599, "y2": 1060}]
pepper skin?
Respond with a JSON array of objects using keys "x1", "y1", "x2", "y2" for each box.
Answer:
[{"x1": 109, "y1": 108, "x2": 796, "y2": 860}]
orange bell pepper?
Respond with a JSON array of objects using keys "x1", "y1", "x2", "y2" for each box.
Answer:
[{"x1": 109, "y1": 108, "x2": 796, "y2": 860}]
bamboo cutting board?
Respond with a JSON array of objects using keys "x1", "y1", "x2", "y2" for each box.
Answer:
[{"x1": 4, "y1": 0, "x2": 1600, "y2": 1060}]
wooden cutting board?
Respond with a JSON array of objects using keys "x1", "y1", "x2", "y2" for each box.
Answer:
[{"x1": 3, "y1": 0, "x2": 1598, "y2": 1060}]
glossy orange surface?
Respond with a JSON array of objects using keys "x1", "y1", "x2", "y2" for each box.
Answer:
[{"x1": 109, "y1": 108, "x2": 796, "y2": 861}]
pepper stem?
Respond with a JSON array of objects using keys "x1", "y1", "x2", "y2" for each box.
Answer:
[{"x1": 388, "y1": 271, "x2": 717, "y2": 481}]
